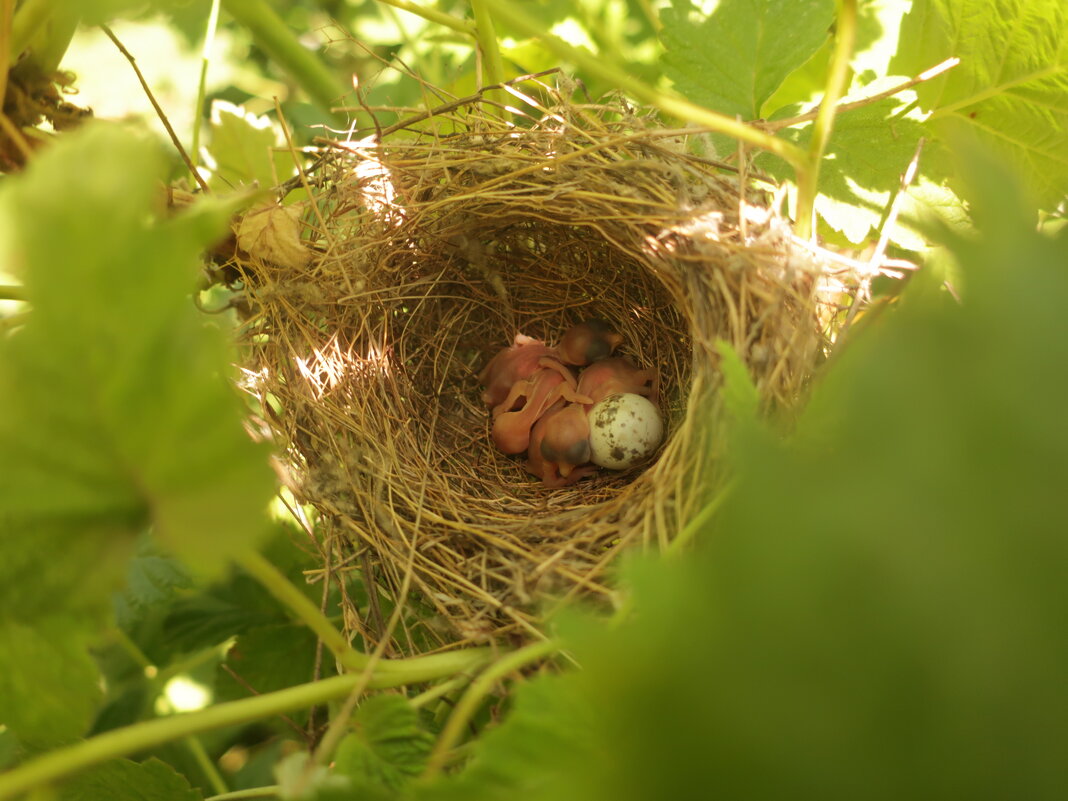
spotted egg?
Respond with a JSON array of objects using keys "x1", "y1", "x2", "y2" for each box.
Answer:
[{"x1": 587, "y1": 392, "x2": 664, "y2": 470}]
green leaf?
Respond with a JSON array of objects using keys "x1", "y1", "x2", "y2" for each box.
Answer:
[
  {"x1": 552, "y1": 154, "x2": 1068, "y2": 801},
  {"x1": 214, "y1": 624, "x2": 332, "y2": 726},
  {"x1": 660, "y1": 0, "x2": 835, "y2": 119},
  {"x1": 758, "y1": 97, "x2": 931, "y2": 243},
  {"x1": 333, "y1": 695, "x2": 433, "y2": 792},
  {"x1": 59, "y1": 756, "x2": 203, "y2": 801},
  {"x1": 415, "y1": 676, "x2": 591, "y2": 801},
  {"x1": 113, "y1": 540, "x2": 194, "y2": 632},
  {"x1": 889, "y1": 0, "x2": 1068, "y2": 209},
  {"x1": 0, "y1": 619, "x2": 102, "y2": 749},
  {"x1": 0, "y1": 123, "x2": 274, "y2": 579},
  {"x1": 207, "y1": 100, "x2": 293, "y2": 191}
]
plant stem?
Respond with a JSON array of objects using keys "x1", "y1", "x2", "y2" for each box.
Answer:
[
  {"x1": 410, "y1": 673, "x2": 473, "y2": 709},
  {"x1": 422, "y1": 638, "x2": 561, "y2": 779},
  {"x1": 192, "y1": 0, "x2": 222, "y2": 172},
  {"x1": 373, "y1": 0, "x2": 476, "y2": 35},
  {"x1": 478, "y1": 0, "x2": 806, "y2": 170},
  {"x1": 235, "y1": 549, "x2": 367, "y2": 671},
  {"x1": 221, "y1": 0, "x2": 350, "y2": 123},
  {"x1": 0, "y1": 650, "x2": 491, "y2": 801},
  {"x1": 470, "y1": 0, "x2": 506, "y2": 94},
  {"x1": 795, "y1": 0, "x2": 858, "y2": 239},
  {"x1": 665, "y1": 479, "x2": 737, "y2": 558}
]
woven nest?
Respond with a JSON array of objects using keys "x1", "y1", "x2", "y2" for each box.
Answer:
[{"x1": 229, "y1": 83, "x2": 853, "y2": 649}]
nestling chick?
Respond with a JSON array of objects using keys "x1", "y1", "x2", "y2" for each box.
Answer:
[
  {"x1": 478, "y1": 333, "x2": 559, "y2": 409},
  {"x1": 525, "y1": 402, "x2": 599, "y2": 487},
  {"x1": 576, "y1": 356, "x2": 658, "y2": 406},
  {"x1": 555, "y1": 319, "x2": 624, "y2": 366},
  {"x1": 491, "y1": 365, "x2": 592, "y2": 454}
]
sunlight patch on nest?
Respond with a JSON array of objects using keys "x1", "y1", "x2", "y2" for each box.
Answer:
[{"x1": 292, "y1": 337, "x2": 393, "y2": 398}]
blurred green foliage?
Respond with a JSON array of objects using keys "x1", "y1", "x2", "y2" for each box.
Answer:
[{"x1": 396, "y1": 141, "x2": 1068, "y2": 801}]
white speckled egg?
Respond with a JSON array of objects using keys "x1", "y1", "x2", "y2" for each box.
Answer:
[{"x1": 588, "y1": 393, "x2": 664, "y2": 470}]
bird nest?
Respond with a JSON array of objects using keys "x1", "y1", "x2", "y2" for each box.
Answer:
[{"x1": 226, "y1": 85, "x2": 854, "y2": 650}]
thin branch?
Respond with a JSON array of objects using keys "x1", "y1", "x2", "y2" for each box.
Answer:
[
  {"x1": 763, "y1": 57, "x2": 961, "y2": 132},
  {"x1": 372, "y1": 0, "x2": 477, "y2": 35},
  {"x1": 839, "y1": 137, "x2": 926, "y2": 338},
  {"x1": 338, "y1": 68, "x2": 559, "y2": 138},
  {"x1": 100, "y1": 25, "x2": 211, "y2": 194},
  {"x1": 0, "y1": 0, "x2": 13, "y2": 103},
  {"x1": 0, "y1": 111, "x2": 34, "y2": 163}
]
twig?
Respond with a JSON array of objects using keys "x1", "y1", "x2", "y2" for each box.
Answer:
[
  {"x1": 762, "y1": 57, "x2": 961, "y2": 132},
  {"x1": 0, "y1": 0, "x2": 13, "y2": 102},
  {"x1": 274, "y1": 96, "x2": 333, "y2": 249},
  {"x1": 0, "y1": 112, "x2": 33, "y2": 163},
  {"x1": 839, "y1": 137, "x2": 926, "y2": 337},
  {"x1": 737, "y1": 116, "x2": 747, "y2": 241},
  {"x1": 100, "y1": 25, "x2": 211, "y2": 194},
  {"x1": 332, "y1": 68, "x2": 561, "y2": 138}
]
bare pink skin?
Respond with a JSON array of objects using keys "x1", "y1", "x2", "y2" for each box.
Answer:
[
  {"x1": 555, "y1": 320, "x2": 624, "y2": 367},
  {"x1": 576, "y1": 357, "x2": 658, "y2": 408},
  {"x1": 491, "y1": 364, "x2": 592, "y2": 454},
  {"x1": 525, "y1": 402, "x2": 598, "y2": 487},
  {"x1": 478, "y1": 334, "x2": 557, "y2": 409}
]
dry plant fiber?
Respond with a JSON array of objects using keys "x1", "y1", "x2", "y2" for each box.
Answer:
[{"x1": 232, "y1": 84, "x2": 846, "y2": 650}]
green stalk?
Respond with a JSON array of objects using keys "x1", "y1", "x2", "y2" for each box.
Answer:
[
  {"x1": 795, "y1": 0, "x2": 858, "y2": 239},
  {"x1": 108, "y1": 628, "x2": 229, "y2": 795},
  {"x1": 191, "y1": 0, "x2": 222, "y2": 171},
  {"x1": 373, "y1": 0, "x2": 476, "y2": 35},
  {"x1": 235, "y1": 549, "x2": 367, "y2": 671},
  {"x1": 221, "y1": 0, "x2": 350, "y2": 123},
  {"x1": 422, "y1": 638, "x2": 561, "y2": 779},
  {"x1": 665, "y1": 479, "x2": 737, "y2": 558},
  {"x1": 478, "y1": 0, "x2": 807, "y2": 170},
  {"x1": 0, "y1": 650, "x2": 492, "y2": 801},
  {"x1": 470, "y1": 0, "x2": 506, "y2": 95}
]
